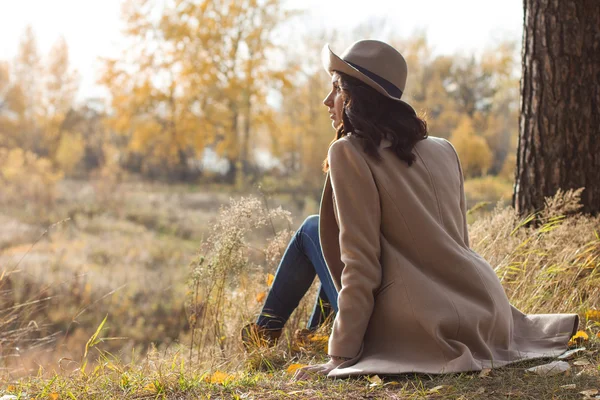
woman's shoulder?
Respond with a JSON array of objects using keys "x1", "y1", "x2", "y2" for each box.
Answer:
[{"x1": 328, "y1": 135, "x2": 362, "y2": 158}]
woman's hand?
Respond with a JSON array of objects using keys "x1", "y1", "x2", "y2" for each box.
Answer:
[{"x1": 293, "y1": 357, "x2": 347, "y2": 381}]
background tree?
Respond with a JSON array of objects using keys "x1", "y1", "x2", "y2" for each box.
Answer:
[
  {"x1": 12, "y1": 26, "x2": 43, "y2": 153},
  {"x1": 514, "y1": 0, "x2": 600, "y2": 215}
]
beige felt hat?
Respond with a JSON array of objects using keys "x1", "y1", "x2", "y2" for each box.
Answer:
[{"x1": 322, "y1": 39, "x2": 415, "y2": 114}]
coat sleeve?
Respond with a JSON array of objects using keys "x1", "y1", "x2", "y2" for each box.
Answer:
[{"x1": 327, "y1": 139, "x2": 382, "y2": 359}]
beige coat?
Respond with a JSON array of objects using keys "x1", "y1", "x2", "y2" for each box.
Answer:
[{"x1": 318, "y1": 135, "x2": 579, "y2": 378}]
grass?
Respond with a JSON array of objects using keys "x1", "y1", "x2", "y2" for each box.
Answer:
[
  {"x1": 1, "y1": 180, "x2": 600, "y2": 398},
  {"x1": 2, "y1": 339, "x2": 599, "y2": 399}
]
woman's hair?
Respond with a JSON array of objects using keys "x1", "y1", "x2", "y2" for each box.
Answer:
[{"x1": 323, "y1": 71, "x2": 428, "y2": 172}]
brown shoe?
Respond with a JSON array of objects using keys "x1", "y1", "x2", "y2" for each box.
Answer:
[{"x1": 241, "y1": 323, "x2": 282, "y2": 349}]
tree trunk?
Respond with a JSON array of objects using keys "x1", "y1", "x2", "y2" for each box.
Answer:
[{"x1": 514, "y1": 0, "x2": 600, "y2": 215}]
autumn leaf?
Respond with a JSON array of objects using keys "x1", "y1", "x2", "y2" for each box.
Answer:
[
  {"x1": 309, "y1": 334, "x2": 329, "y2": 343},
  {"x1": 256, "y1": 291, "x2": 266, "y2": 303},
  {"x1": 209, "y1": 371, "x2": 232, "y2": 384},
  {"x1": 143, "y1": 382, "x2": 156, "y2": 392},
  {"x1": 478, "y1": 368, "x2": 491, "y2": 378},
  {"x1": 266, "y1": 273, "x2": 275, "y2": 287},
  {"x1": 48, "y1": 393, "x2": 59, "y2": 400},
  {"x1": 367, "y1": 375, "x2": 383, "y2": 387},
  {"x1": 286, "y1": 363, "x2": 308, "y2": 374},
  {"x1": 585, "y1": 309, "x2": 600, "y2": 321},
  {"x1": 569, "y1": 330, "x2": 589, "y2": 345},
  {"x1": 428, "y1": 385, "x2": 449, "y2": 394}
]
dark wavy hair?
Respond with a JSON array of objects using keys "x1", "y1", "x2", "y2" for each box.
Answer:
[{"x1": 323, "y1": 71, "x2": 428, "y2": 172}]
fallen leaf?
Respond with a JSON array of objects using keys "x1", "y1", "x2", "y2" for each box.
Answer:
[
  {"x1": 572, "y1": 330, "x2": 589, "y2": 341},
  {"x1": 428, "y1": 385, "x2": 448, "y2": 393},
  {"x1": 558, "y1": 347, "x2": 587, "y2": 360},
  {"x1": 585, "y1": 309, "x2": 600, "y2": 322},
  {"x1": 143, "y1": 383, "x2": 156, "y2": 392},
  {"x1": 286, "y1": 363, "x2": 308, "y2": 374},
  {"x1": 367, "y1": 375, "x2": 383, "y2": 387},
  {"x1": 209, "y1": 371, "x2": 232, "y2": 384},
  {"x1": 573, "y1": 359, "x2": 591, "y2": 366},
  {"x1": 560, "y1": 384, "x2": 576, "y2": 389},
  {"x1": 478, "y1": 368, "x2": 491, "y2": 378},
  {"x1": 266, "y1": 274, "x2": 275, "y2": 287},
  {"x1": 6, "y1": 386, "x2": 16, "y2": 392},
  {"x1": 526, "y1": 361, "x2": 571, "y2": 376},
  {"x1": 309, "y1": 334, "x2": 329, "y2": 343},
  {"x1": 48, "y1": 393, "x2": 59, "y2": 400},
  {"x1": 580, "y1": 389, "x2": 599, "y2": 397},
  {"x1": 255, "y1": 291, "x2": 266, "y2": 303}
]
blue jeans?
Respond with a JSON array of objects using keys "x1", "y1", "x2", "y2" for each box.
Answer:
[{"x1": 257, "y1": 215, "x2": 339, "y2": 330}]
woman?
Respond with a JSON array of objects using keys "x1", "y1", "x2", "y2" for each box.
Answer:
[{"x1": 244, "y1": 40, "x2": 579, "y2": 379}]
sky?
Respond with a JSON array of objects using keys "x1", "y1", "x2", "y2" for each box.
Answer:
[{"x1": 0, "y1": 0, "x2": 523, "y2": 102}]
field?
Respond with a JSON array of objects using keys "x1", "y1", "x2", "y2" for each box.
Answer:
[{"x1": 1, "y1": 177, "x2": 599, "y2": 399}]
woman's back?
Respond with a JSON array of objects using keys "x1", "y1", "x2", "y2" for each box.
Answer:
[{"x1": 319, "y1": 134, "x2": 578, "y2": 377}]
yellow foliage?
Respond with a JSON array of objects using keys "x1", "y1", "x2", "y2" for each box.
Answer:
[
  {"x1": 0, "y1": 147, "x2": 62, "y2": 205},
  {"x1": 55, "y1": 132, "x2": 85, "y2": 176},
  {"x1": 450, "y1": 116, "x2": 493, "y2": 178}
]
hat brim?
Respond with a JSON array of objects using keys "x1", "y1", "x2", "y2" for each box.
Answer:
[{"x1": 321, "y1": 44, "x2": 416, "y2": 115}]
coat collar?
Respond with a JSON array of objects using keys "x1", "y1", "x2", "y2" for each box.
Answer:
[{"x1": 344, "y1": 133, "x2": 392, "y2": 149}]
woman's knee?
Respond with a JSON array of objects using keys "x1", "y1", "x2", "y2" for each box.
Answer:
[{"x1": 299, "y1": 215, "x2": 319, "y2": 238}]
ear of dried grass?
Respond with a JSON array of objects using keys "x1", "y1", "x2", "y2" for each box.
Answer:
[
  {"x1": 470, "y1": 188, "x2": 600, "y2": 315},
  {"x1": 189, "y1": 189, "x2": 599, "y2": 373},
  {"x1": 186, "y1": 196, "x2": 297, "y2": 369}
]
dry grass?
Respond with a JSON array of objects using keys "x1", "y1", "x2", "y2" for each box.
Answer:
[{"x1": 1, "y1": 182, "x2": 600, "y2": 398}]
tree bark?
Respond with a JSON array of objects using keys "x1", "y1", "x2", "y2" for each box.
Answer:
[{"x1": 514, "y1": 0, "x2": 600, "y2": 215}]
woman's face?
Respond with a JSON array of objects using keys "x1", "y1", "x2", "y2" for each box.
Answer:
[{"x1": 323, "y1": 72, "x2": 344, "y2": 130}]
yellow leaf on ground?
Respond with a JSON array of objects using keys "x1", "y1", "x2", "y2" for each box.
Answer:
[
  {"x1": 286, "y1": 363, "x2": 308, "y2": 374},
  {"x1": 585, "y1": 309, "x2": 600, "y2": 321},
  {"x1": 367, "y1": 375, "x2": 383, "y2": 386},
  {"x1": 256, "y1": 291, "x2": 266, "y2": 303},
  {"x1": 210, "y1": 371, "x2": 232, "y2": 384},
  {"x1": 266, "y1": 273, "x2": 275, "y2": 287},
  {"x1": 573, "y1": 330, "x2": 589, "y2": 341},
  {"x1": 309, "y1": 334, "x2": 329, "y2": 343},
  {"x1": 48, "y1": 393, "x2": 59, "y2": 400},
  {"x1": 143, "y1": 383, "x2": 156, "y2": 392},
  {"x1": 428, "y1": 385, "x2": 448, "y2": 393},
  {"x1": 7, "y1": 385, "x2": 16, "y2": 392},
  {"x1": 478, "y1": 368, "x2": 491, "y2": 378}
]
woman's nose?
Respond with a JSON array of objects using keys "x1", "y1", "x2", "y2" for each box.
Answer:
[{"x1": 323, "y1": 91, "x2": 333, "y2": 107}]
